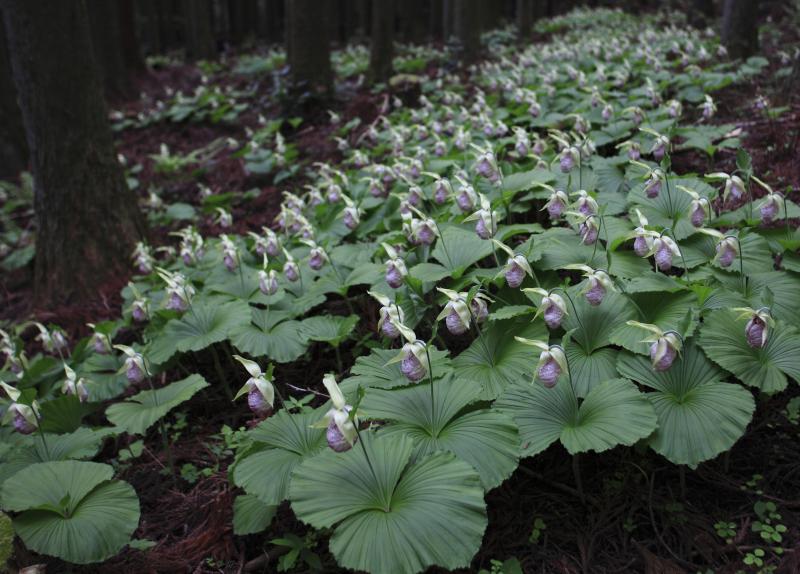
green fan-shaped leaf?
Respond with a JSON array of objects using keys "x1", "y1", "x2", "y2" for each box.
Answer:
[
  {"x1": 300, "y1": 315, "x2": 359, "y2": 347},
  {"x1": 106, "y1": 374, "x2": 208, "y2": 435},
  {"x1": 609, "y1": 291, "x2": 698, "y2": 354},
  {"x1": 233, "y1": 494, "x2": 276, "y2": 535},
  {"x1": 452, "y1": 318, "x2": 547, "y2": 400},
  {"x1": 565, "y1": 345, "x2": 620, "y2": 397},
  {"x1": 431, "y1": 225, "x2": 494, "y2": 276},
  {"x1": 361, "y1": 376, "x2": 519, "y2": 490},
  {"x1": 409, "y1": 262, "x2": 452, "y2": 283},
  {"x1": 290, "y1": 433, "x2": 487, "y2": 574},
  {"x1": 699, "y1": 309, "x2": 800, "y2": 394},
  {"x1": 0, "y1": 428, "x2": 114, "y2": 487},
  {"x1": 616, "y1": 343, "x2": 755, "y2": 466},
  {"x1": 232, "y1": 410, "x2": 325, "y2": 505},
  {"x1": 76, "y1": 354, "x2": 129, "y2": 401},
  {"x1": 1, "y1": 461, "x2": 139, "y2": 564},
  {"x1": 563, "y1": 290, "x2": 637, "y2": 353},
  {"x1": 496, "y1": 378, "x2": 657, "y2": 457},
  {"x1": 230, "y1": 308, "x2": 309, "y2": 363},
  {"x1": 339, "y1": 348, "x2": 451, "y2": 394},
  {"x1": 628, "y1": 177, "x2": 714, "y2": 240},
  {"x1": 164, "y1": 300, "x2": 251, "y2": 353}
]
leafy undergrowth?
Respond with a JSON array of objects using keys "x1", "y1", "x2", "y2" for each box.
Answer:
[{"x1": 2, "y1": 6, "x2": 800, "y2": 574}]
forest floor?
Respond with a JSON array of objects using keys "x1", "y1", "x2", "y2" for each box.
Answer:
[{"x1": 3, "y1": 16, "x2": 800, "y2": 574}]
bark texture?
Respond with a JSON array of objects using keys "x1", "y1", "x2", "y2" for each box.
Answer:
[
  {"x1": 183, "y1": 0, "x2": 216, "y2": 59},
  {"x1": 455, "y1": 0, "x2": 480, "y2": 63},
  {"x1": 0, "y1": 12, "x2": 27, "y2": 178},
  {"x1": 721, "y1": 0, "x2": 759, "y2": 59},
  {"x1": 87, "y1": 0, "x2": 130, "y2": 97},
  {"x1": 1, "y1": 0, "x2": 145, "y2": 305},
  {"x1": 286, "y1": 0, "x2": 332, "y2": 93},
  {"x1": 368, "y1": 0, "x2": 394, "y2": 84}
]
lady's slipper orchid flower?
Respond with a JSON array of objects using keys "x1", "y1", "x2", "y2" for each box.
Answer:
[
  {"x1": 539, "y1": 184, "x2": 569, "y2": 219},
  {"x1": 382, "y1": 243, "x2": 408, "y2": 289},
  {"x1": 625, "y1": 321, "x2": 682, "y2": 371},
  {"x1": 1, "y1": 383, "x2": 41, "y2": 435},
  {"x1": 320, "y1": 374, "x2": 357, "y2": 452},
  {"x1": 214, "y1": 207, "x2": 233, "y2": 228},
  {"x1": 387, "y1": 323, "x2": 430, "y2": 382},
  {"x1": 369, "y1": 291, "x2": 405, "y2": 339},
  {"x1": 565, "y1": 264, "x2": 616, "y2": 306},
  {"x1": 282, "y1": 249, "x2": 300, "y2": 282},
  {"x1": 733, "y1": 307, "x2": 774, "y2": 349},
  {"x1": 157, "y1": 268, "x2": 195, "y2": 311},
  {"x1": 233, "y1": 355, "x2": 275, "y2": 418},
  {"x1": 525, "y1": 288, "x2": 569, "y2": 330},
  {"x1": 493, "y1": 240, "x2": 534, "y2": 288},
  {"x1": 132, "y1": 242, "x2": 154, "y2": 274},
  {"x1": 454, "y1": 176, "x2": 478, "y2": 213},
  {"x1": 516, "y1": 338, "x2": 569, "y2": 388},
  {"x1": 706, "y1": 172, "x2": 746, "y2": 204},
  {"x1": 677, "y1": 185, "x2": 711, "y2": 227},
  {"x1": 572, "y1": 190, "x2": 598, "y2": 216},
  {"x1": 114, "y1": 344, "x2": 148, "y2": 384},
  {"x1": 650, "y1": 236, "x2": 682, "y2": 272},
  {"x1": 464, "y1": 195, "x2": 498, "y2": 240},
  {"x1": 62, "y1": 365, "x2": 89, "y2": 403}
]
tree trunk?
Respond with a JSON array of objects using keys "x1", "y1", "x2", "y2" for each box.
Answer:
[
  {"x1": 87, "y1": 0, "x2": 131, "y2": 97},
  {"x1": 119, "y1": 0, "x2": 146, "y2": 71},
  {"x1": 721, "y1": 0, "x2": 758, "y2": 59},
  {"x1": 368, "y1": 0, "x2": 394, "y2": 84},
  {"x1": 443, "y1": 0, "x2": 455, "y2": 42},
  {"x1": 1, "y1": 0, "x2": 145, "y2": 305},
  {"x1": 430, "y1": 0, "x2": 443, "y2": 41},
  {"x1": 139, "y1": 0, "x2": 161, "y2": 54},
  {"x1": 517, "y1": 0, "x2": 533, "y2": 42},
  {"x1": 0, "y1": 12, "x2": 27, "y2": 179},
  {"x1": 455, "y1": 0, "x2": 480, "y2": 64},
  {"x1": 286, "y1": 0, "x2": 332, "y2": 94},
  {"x1": 183, "y1": 0, "x2": 216, "y2": 59}
]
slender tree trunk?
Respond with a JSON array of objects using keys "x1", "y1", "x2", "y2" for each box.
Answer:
[
  {"x1": 443, "y1": 0, "x2": 455, "y2": 42},
  {"x1": 183, "y1": 0, "x2": 216, "y2": 59},
  {"x1": 119, "y1": 0, "x2": 146, "y2": 71},
  {"x1": 721, "y1": 0, "x2": 759, "y2": 59},
  {"x1": 1, "y1": 0, "x2": 145, "y2": 305},
  {"x1": 139, "y1": 0, "x2": 160, "y2": 54},
  {"x1": 87, "y1": 0, "x2": 130, "y2": 97},
  {"x1": 0, "y1": 12, "x2": 27, "y2": 179},
  {"x1": 430, "y1": 0, "x2": 444, "y2": 41},
  {"x1": 517, "y1": 0, "x2": 533, "y2": 42},
  {"x1": 286, "y1": 0, "x2": 332, "y2": 94},
  {"x1": 368, "y1": 0, "x2": 394, "y2": 84},
  {"x1": 455, "y1": 0, "x2": 480, "y2": 63}
]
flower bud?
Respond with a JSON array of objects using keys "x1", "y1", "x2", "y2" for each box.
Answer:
[
  {"x1": 125, "y1": 356, "x2": 145, "y2": 384},
  {"x1": 759, "y1": 193, "x2": 783, "y2": 224},
  {"x1": 13, "y1": 408, "x2": 36, "y2": 435},
  {"x1": 715, "y1": 237, "x2": 738, "y2": 268},
  {"x1": 308, "y1": 248, "x2": 325, "y2": 271},
  {"x1": 537, "y1": 356, "x2": 561, "y2": 387},
  {"x1": 385, "y1": 260, "x2": 406, "y2": 289},
  {"x1": 690, "y1": 201, "x2": 706, "y2": 227},
  {"x1": 653, "y1": 237, "x2": 674, "y2": 271},
  {"x1": 745, "y1": 315, "x2": 767, "y2": 348},
  {"x1": 259, "y1": 270, "x2": 279, "y2": 295},
  {"x1": 650, "y1": 334, "x2": 679, "y2": 371},
  {"x1": 544, "y1": 190, "x2": 568, "y2": 219},
  {"x1": 470, "y1": 296, "x2": 489, "y2": 323},
  {"x1": 283, "y1": 260, "x2": 299, "y2": 282},
  {"x1": 579, "y1": 219, "x2": 599, "y2": 245},
  {"x1": 645, "y1": 175, "x2": 661, "y2": 198},
  {"x1": 505, "y1": 260, "x2": 526, "y2": 288},
  {"x1": 541, "y1": 294, "x2": 567, "y2": 329},
  {"x1": 401, "y1": 351, "x2": 427, "y2": 382},
  {"x1": 585, "y1": 277, "x2": 606, "y2": 306},
  {"x1": 247, "y1": 387, "x2": 273, "y2": 417}
]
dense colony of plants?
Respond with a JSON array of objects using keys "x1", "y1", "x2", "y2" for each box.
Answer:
[{"x1": 1, "y1": 8, "x2": 799, "y2": 573}]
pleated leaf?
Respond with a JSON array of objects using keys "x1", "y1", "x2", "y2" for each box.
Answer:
[
  {"x1": 361, "y1": 376, "x2": 519, "y2": 490},
  {"x1": 290, "y1": 433, "x2": 487, "y2": 574},
  {"x1": 616, "y1": 342, "x2": 755, "y2": 466}
]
